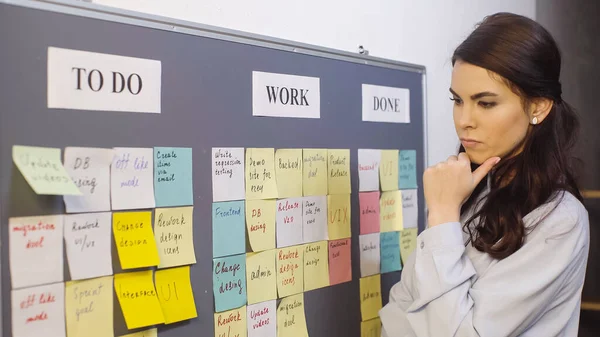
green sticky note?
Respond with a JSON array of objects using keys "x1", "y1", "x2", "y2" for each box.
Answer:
[
  {"x1": 399, "y1": 150, "x2": 418, "y2": 189},
  {"x1": 154, "y1": 147, "x2": 193, "y2": 207},
  {"x1": 12, "y1": 145, "x2": 81, "y2": 195}
]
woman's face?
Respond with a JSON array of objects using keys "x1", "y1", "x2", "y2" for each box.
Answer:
[{"x1": 450, "y1": 60, "x2": 531, "y2": 164}]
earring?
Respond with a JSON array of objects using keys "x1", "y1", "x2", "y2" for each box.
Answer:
[{"x1": 532, "y1": 117, "x2": 538, "y2": 125}]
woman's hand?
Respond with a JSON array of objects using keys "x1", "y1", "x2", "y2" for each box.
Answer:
[{"x1": 424, "y1": 153, "x2": 500, "y2": 227}]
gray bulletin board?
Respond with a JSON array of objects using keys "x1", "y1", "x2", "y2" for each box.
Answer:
[{"x1": 0, "y1": 1, "x2": 427, "y2": 336}]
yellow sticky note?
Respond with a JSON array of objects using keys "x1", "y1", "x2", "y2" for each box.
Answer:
[
  {"x1": 303, "y1": 241, "x2": 330, "y2": 291},
  {"x1": 379, "y1": 150, "x2": 399, "y2": 191},
  {"x1": 328, "y1": 149, "x2": 351, "y2": 194},
  {"x1": 275, "y1": 149, "x2": 303, "y2": 198},
  {"x1": 246, "y1": 148, "x2": 278, "y2": 200},
  {"x1": 113, "y1": 212, "x2": 160, "y2": 269},
  {"x1": 276, "y1": 246, "x2": 304, "y2": 297},
  {"x1": 246, "y1": 250, "x2": 277, "y2": 304},
  {"x1": 154, "y1": 206, "x2": 196, "y2": 268},
  {"x1": 361, "y1": 318, "x2": 382, "y2": 337},
  {"x1": 246, "y1": 199, "x2": 276, "y2": 251},
  {"x1": 114, "y1": 271, "x2": 165, "y2": 329},
  {"x1": 214, "y1": 306, "x2": 247, "y2": 337},
  {"x1": 119, "y1": 328, "x2": 157, "y2": 337},
  {"x1": 380, "y1": 191, "x2": 403, "y2": 232},
  {"x1": 155, "y1": 266, "x2": 197, "y2": 324},
  {"x1": 302, "y1": 149, "x2": 328, "y2": 196},
  {"x1": 65, "y1": 276, "x2": 114, "y2": 337},
  {"x1": 360, "y1": 274, "x2": 382, "y2": 321},
  {"x1": 327, "y1": 194, "x2": 351, "y2": 240},
  {"x1": 12, "y1": 145, "x2": 81, "y2": 195},
  {"x1": 400, "y1": 228, "x2": 418, "y2": 264},
  {"x1": 277, "y1": 293, "x2": 309, "y2": 337}
]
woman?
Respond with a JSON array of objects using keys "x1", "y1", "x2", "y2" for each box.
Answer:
[{"x1": 380, "y1": 12, "x2": 590, "y2": 337}]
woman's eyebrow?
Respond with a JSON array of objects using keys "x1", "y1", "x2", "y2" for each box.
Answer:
[{"x1": 449, "y1": 88, "x2": 498, "y2": 100}]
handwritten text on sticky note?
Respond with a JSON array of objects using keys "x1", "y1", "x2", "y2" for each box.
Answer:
[
  {"x1": 276, "y1": 198, "x2": 303, "y2": 248},
  {"x1": 360, "y1": 274, "x2": 382, "y2": 321},
  {"x1": 246, "y1": 148, "x2": 278, "y2": 200},
  {"x1": 213, "y1": 201, "x2": 246, "y2": 258},
  {"x1": 328, "y1": 149, "x2": 351, "y2": 194},
  {"x1": 110, "y1": 147, "x2": 155, "y2": 210},
  {"x1": 154, "y1": 147, "x2": 193, "y2": 207},
  {"x1": 155, "y1": 266, "x2": 198, "y2": 324},
  {"x1": 214, "y1": 306, "x2": 246, "y2": 337},
  {"x1": 11, "y1": 282, "x2": 66, "y2": 337},
  {"x1": 303, "y1": 241, "x2": 330, "y2": 291},
  {"x1": 247, "y1": 300, "x2": 276, "y2": 337},
  {"x1": 275, "y1": 149, "x2": 303, "y2": 198},
  {"x1": 246, "y1": 250, "x2": 277, "y2": 305},
  {"x1": 380, "y1": 191, "x2": 403, "y2": 232},
  {"x1": 113, "y1": 211, "x2": 160, "y2": 269},
  {"x1": 65, "y1": 276, "x2": 113, "y2": 337},
  {"x1": 154, "y1": 206, "x2": 196, "y2": 268},
  {"x1": 302, "y1": 196, "x2": 328, "y2": 243},
  {"x1": 328, "y1": 239, "x2": 352, "y2": 285},
  {"x1": 246, "y1": 199, "x2": 276, "y2": 252},
  {"x1": 302, "y1": 149, "x2": 328, "y2": 196},
  {"x1": 379, "y1": 150, "x2": 399, "y2": 191},
  {"x1": 327, "y1": 194, "x2": 351, "y2": 240},
  {"x1": 358, "y1": 149, "x2": 381, "y2": 192},
  {"x1": 380, "y1": 231, "x2": 402, "y2": 273},
  {"x1": 115, "y1": 271, "x2": 165, "y2": 329},
  {"x1": 213, "y1": 254, "x2": 247, "y2": 312},
  {"x1": 63, "y1": 147, "x2": 113, "y2": 212},
  {"x1": 277, "y1": 293, "x2": 309, "y2": 337},
  {"x1": 277, "y1": 246, "x2": 304, "y2": 297},
  {"x1": 359, "y1": 191, "x2": 380, "y2": 234},
  {"x1": 212, "y1": 147, "x2": 245, "y2": 202}
]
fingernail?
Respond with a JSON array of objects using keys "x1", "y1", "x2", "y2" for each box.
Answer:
[{"x1": 495, "y1": 158, "x2": 501, "y2": 165}]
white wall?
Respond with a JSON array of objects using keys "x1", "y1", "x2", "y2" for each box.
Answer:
[{"x1": 92, "y1": 0, "x2": 536, "y2": 166}]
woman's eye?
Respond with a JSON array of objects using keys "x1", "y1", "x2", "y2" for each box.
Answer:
[
  {"x1": 479, "y1": 101, "x2": 497, "y2": 109},
  {"x1": 449, "y1": 97, "x2": 463, "y2": 105}
]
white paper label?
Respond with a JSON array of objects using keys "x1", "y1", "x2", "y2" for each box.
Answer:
[
  {"x1": 12, "y1": 282, "x2": 66, "y2": 337},
  {"x1": 110, "y1": 147, "x2": 156, "y2": 210},
  {"x1": 252, "y1": 71, "x2": 320, "y2": 119},
  {"x1": 47, "y1": 47, "x2": 161, "y2": 113},
  {"x1": 362, "y1": 84, "x2": 410, "y2": 123}
]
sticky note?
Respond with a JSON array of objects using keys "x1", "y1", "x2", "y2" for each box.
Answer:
[
  {"x1": 361, "y1": 318, "x2": 382, "y2": 337},
  {"x1": 277, "y1": 293, "x2": 309, "y2": 337},
  {"x1": 154, "y1": 147, "x2": 193, "y2": 207},
  {"x1": 358, "y1": 149, "x2": 381, "y2": 192},
  {"x1": 11, "y1": 282, "x2": 66, "y2": 337},
  {"x1": 303, "y1": 241, "x2": 330, "y2": 291},
  {"x1": 402, "y1": 189, "x2": 419, "y2": 229},
  {"x1": 246, "y1": 148, "x2": 278, "y2": 200},
  {"x1": 214, "y1": 306, "x2": 246, "y2": 337},
  {"x1": 359, "y1": 191, "x2": 380, "y2": 234},
  {"x1": 64, "y1": 212, "x2": 113, "y2": 281},
  {"x1": 63, "y1": 147, "x2": 113, "y2": 213},
  {"x1": 9, "y1": 215, "x2": 64, "y2": 289},
  {"x1": 155, "y1": 266, "x2": 198, "y2": 323},
  {"x1": 276, "y1": 246, "x2": 304, "y2": 297},
  {"x1": 246, "y1": 250, "x2": 277, "y2": 305},
  {"x1": 359, "y1": 233, "x2": 380, "y2": 277},
  {"x1": 247, "y1": 300, "x2": 276, "y2": 337},
  {"x1": 400, "y1": 228, "x2": 418, "y2": 264},
  {"x1": 115, "y1": 271, "x2": 165, "y2": 329},
  {"x1": 302, "y1": 196, "x2": 328, "y2": 243},
  {"x1": 246, "y1": 199, "x2": 276, "y2": 252},
  {"x1": 276, "y1": 198, "x2": 303, "y2": 248},
  {"x1": 154, "y1": 206, "x2": 196, "y2": 268},
  {"x1": 275, "y1": 149, "x2": 303, "y2": 198},
  {"x1": 328, "y1": 149, "x2": 351, "y2": 194},
  {"x1": 12, "y1": 145, "x2": 81, "y2": 195},
  {"x1": 380, "y1": 232, "x2": 402, "y2": 273},
  {"x1": 380, "y1": 150, "x2": 399, "y2": 191},
  {"x1": 212, "y1": 147, "x2": 245, "y2": 202},
  {"x1": 327, "y1": 194, "x2": 351, "y2": 240},
  {"x1": 360, "y1": 274, "x2": 382, "y2": 321},
  {"x1": 65, "y1": 276, "x2": 114, "y2": 337},
  {"x1": 110, "y1": 147, "x2": 155, "y2": 210},
  {"x1": 113, "y1": 211, "x2": 160, "y2": 269},
  {"x1": 213, "y1": 254, "x2": 247, "y2": 312},
  {"x1": 399, "y1": 150, "x2": 418, "y2": 189},
  {"x1": 119, "y1": 329, "x2": 157, "y2": 337},
  {"x1": 328, "y1": 239, "x2": 352, "y2": 285},
  {"x1": 213, "y1": 201, "x2": 246, "y2": 257},
  {"x1": 302, "y1": 149, "x2": 328, "y2": 196},
  {"x1": 380, "y1": 191, "x2": 403, "y2": 232}
]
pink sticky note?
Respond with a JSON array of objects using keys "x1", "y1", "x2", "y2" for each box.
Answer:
[
  {"x1": 359, "y1": 192, "x2": 380, "y2": 234},
  {"x1": 328, "y1": 238, "x2": 352, "y2": 285}
]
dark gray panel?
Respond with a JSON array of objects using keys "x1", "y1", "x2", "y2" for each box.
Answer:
[{"x1": 0, "y1": 4, "x2": 425, "y2": 337}]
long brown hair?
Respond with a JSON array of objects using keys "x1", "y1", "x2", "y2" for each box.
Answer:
[{"x1": 453, "y1": 13, "x2": 583, "y2": 259}]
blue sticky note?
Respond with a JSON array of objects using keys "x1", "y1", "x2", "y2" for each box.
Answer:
[
  {"x1": 212, "y1": 201, "x2": 246, "y2": 258},
  {"x1": 213, "y1": 253, "x2": 247, "y2": 312},
  {"x1": 399, "y1": 150, "x2": 418, "y2": 189},
  {"x1": 154, "y1": 147, "x2": 193, "y2": 207},
  {"x1": 380, "y1": 231, "x2": 402, "y2": 273}
]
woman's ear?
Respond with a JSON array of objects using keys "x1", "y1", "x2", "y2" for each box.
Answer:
[{"x1": 529, "y1": 98, "x2": 554, "y2": 124}]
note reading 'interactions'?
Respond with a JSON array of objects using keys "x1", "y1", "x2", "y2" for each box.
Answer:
[
  {"x1": 63, "y1": 147, "x2": 113, "y2": 213},
  {"x1": 11, "y1": 282, "x2": 66, "y2": 337},
  {"x1": 154, "y1": 147, "x2": 193, "y2": 207},
  {"x1": 302, "y1": 196, "x2": 328, "y2": 243},
  {"x1": 277, "y1": 293, "x2": 309, "y2": 337},
  {"x1": 9, "y1": 215, "x2": 64, "y2": 289},
  {"x1": 247, "y1": 300, "x2": 276, "y2": 337},
  {"x1": 359, "y1": 191, "x2": 380, "y2": 234},
  {"x1": 302, "y1": 149, "x2": 328, "y2": 196},
  {"x1": 246, "y1": 199, "x2": 276, "y2": 252},
  {"x1": 155, "y1": 266, "x2": 198, "y2": 324},
  {"x1": 402, "y1": 189, "x2": 419, "y2": 229},
  {"x1": 246, "y1": 148, "x2": 278, "y2": 200},
  {"x1": 327, "y1": 194, "x2": 351, "y2": 240},
  {"x1": 275, "y1": 149, "x2": 303, "y2": 198},
  {"x1": 359, "y1": 233, "x2": 381, "y2": 277},
  {"x1": 214, "y1": 306, "x2": 246, "y2": 337},
  {"x1": 246, "y1": 250, "x2": 277, "y2": 305},
  {"x1": 358, "y1": 149, "x2": 381, "y2": 192},
  {"x1": 361, "y1": 318, "x2": 382, "y2": 337},
  {"x1": 213, "y1": 254, "x2": 247, "y2": 312},
  {"x1": 212, "y1": 147, "x2": 245, "y2": 202},
  {"x1": 399, "y1": 150, "x2": 418, "y2": 189},
  {"x1": 328, "y1": 238, "x2": 352, "y2": 285},
  {"x1": 154, "y1": 206, "x2": 196, "y2": 268},
  {"x1": 113, "y1": 211, "x2": 160, "y2": 269},
  {"x1": 360, "y1": 274, "x2": 382, "y2": 321},
  {"x1": 65, "y1": 276, "x2": 114, "y2": 337},
  {"x1": 111, "y1": 147, "x2": 155, "y2": 210},
  {"x1": 303, "y1": 241, "x2": 330, "y2": 291},
  {"x1": 380, "y1": 191, "x2": 403, "y2": 232},
  {"x1": 13, "y1": 145, "x2": 81, "y2": 195},
  {"x1": 276, "y1": 198, "x2": 304, "y2": 248},
  {"x1": 380, "y1": 149, "x2": 399, "y2": 191},
  {"x1": 64, "y1": 212, "x2": 113, "y2": 281},
  {"x1": 212, "y1": 201, "x2": 246, "y2": 258},
  {"x1": 119, "y1": 329, "x2": 157, "y2": 337},
  {"x1": 380, "y1": 231, "x2": 402, "y2": 273},
  {"x1": 328, "y1": 149, "x2": 351, "y2": 194},
  {"x1": 400, "y1": 228, "x2": 418, "y2": 264},
  {"x1": 277, "y1": 246, "x2": 304, "y2": 298},
  {"x1": 114, "y1": 271, "x2": 165, "y2": 329}
]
